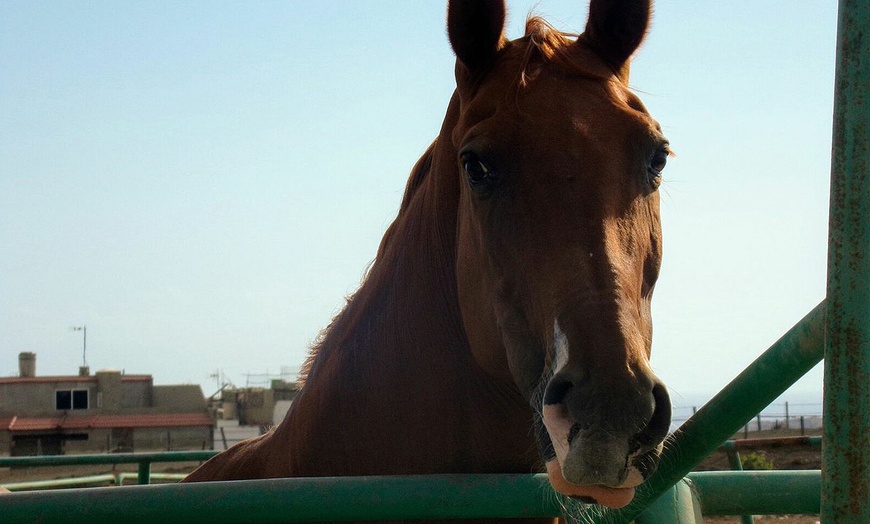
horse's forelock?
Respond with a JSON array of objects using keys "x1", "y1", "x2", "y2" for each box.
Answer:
[
  {"x1": 524, "y1": 16, "x2": 576, "y2": 58},
  {"x1": 519, "y1": 16, "x2": 611, "y2": 85}
]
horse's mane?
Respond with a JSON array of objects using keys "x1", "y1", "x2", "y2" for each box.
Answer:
[
  {"x1": 297, "y1": 143, "x2": 437, "y2": 388},
  {"x1": 296, "y1": 17, "x2": 603, "y2": 389}
]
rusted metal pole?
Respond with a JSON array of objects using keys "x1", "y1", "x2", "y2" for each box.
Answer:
[{"x1": 821, "y1": 0, "x2": 870, "y2": 522}]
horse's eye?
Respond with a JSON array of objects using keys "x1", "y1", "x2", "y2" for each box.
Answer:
[
  {"x1": 647, "y1": 147, "x2": 668, "y2": 187},
  {"x1": 464, "y1": 157, "x2": 491, "y2": 184},
  {"x1": 461, "y1": 154, "x2": 497, "y2": 195}
]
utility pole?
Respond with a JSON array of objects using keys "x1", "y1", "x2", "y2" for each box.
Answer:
[{"x1": 71, "y1": 325, "x2": 87, "y2": 366}]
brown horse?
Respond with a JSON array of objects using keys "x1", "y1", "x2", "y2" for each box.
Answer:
[{"x1": 185, "y1": 0, "x2": 671, "y2": 513}]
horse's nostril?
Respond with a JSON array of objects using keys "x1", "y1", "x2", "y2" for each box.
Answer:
[
  {"x1": 543, "y1": 375, "x2": 573, "y2": 405},
  {"x1": 635, "y1": 382, "x2": 672, "y2": 448}
]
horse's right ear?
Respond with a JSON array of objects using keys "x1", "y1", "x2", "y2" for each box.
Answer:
[
  {"x1": 447, "y1": 0, "x2": 506, "y2": 77},
  {"x1": 582, "y1": 0, "x2": 651, "y2": 82}
]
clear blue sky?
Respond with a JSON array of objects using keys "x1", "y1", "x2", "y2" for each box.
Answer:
[{"x1": 1, "y1": 1, "x2": 836, "y2": 410}]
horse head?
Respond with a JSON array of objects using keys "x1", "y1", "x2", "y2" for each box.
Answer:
[{"x1": 449, "y1": 0, "x2": 671, "y2": 507}]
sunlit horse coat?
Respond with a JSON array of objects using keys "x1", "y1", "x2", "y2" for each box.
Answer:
[{"x1": 186, "y1": 0, "x2": 672, "y2": 514}]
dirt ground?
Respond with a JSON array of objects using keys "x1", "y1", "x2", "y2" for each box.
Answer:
[{"x1": 1, "y1": 428, "x2": 823, "y2": 523}]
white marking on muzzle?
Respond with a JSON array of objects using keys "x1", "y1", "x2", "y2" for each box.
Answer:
[
  {"x1": 553, "y1": 320, "x2": 569, "y2": 374},
  {"x1": 546, "y1": 320, "x2": 572, "y2": 468}
]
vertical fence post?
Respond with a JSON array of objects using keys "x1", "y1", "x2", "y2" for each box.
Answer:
[
  {"x1": 822, "y1": 0, "x2": 870, "y2": 522},
  {"x1": 726, "y1": 449, "x2": 742, "y2": 472},
  {"x1": 137, "y1": 460, "x2": 151, "y2": 485},
  {"x1": 723, "y1": 445, "x2": 755, "y2": 524},
  {"x1": 785, "y1": 402, "x2": 789, "y2": 430}
]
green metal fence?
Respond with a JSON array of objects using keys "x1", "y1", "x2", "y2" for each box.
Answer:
[
  {"x1": 821, "y1": 0, "x2": 870, "y2": 523},
  {"x1": 0, "y1": 0, "x2": 866, "y2": 521},
  {"x1": 2, "y1": 472, "x2": 187, "y2": 491},
  {"x1": 0, "y1": 450, "x2": 217, "y2": 486},
  {"x1": 0, "y1": 471, "x2": 824, "y2": 524}
]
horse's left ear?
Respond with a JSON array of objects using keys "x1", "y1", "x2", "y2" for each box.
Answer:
[
  {"x1": 447, "y1": 0, "x2": 506, "y2": 78},
  {"x1": 581, "y1": 0, "x2": 652, "y2": 83}
]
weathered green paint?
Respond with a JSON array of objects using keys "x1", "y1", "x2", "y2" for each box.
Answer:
[
  {"x1": 635, "y1": 480, "x2": 703, "y2": 524},
  {"x1": 692, "y1": 471, "x2": 821, "y2": 516},
  {"x1": 822, "y1": 0, "x2": 870, "y2": 522},
  {"x1": 137, "y1": 461, "x2": 151, "y2": 485},
  {"x1": 0, "y1": 472, "x2": 823, "y2": 523},
  {"x1": 720, "y1": 449, "x2": 754, "y2": 524},
  {"x1": 0, "y1": 474, "x2": 561, "y2": 524},
  {"x1": 588, "y1": 302, "x2": 825, "y2": 522}
]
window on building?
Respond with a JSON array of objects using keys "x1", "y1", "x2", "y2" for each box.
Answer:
[{"x1": 56, "y1": 389, "x2": 89, "y2": 410}]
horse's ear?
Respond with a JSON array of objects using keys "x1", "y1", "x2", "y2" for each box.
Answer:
[
  {"x1": 581, "y1": 0, "x2": 651, "y2": 82},
  {"x1": 447, "y1": 0, "x2": 506, "y2": 77}
]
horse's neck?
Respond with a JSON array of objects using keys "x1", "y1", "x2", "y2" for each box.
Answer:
[
  {"x1": 301, "y1": 95, "x2": 470, "y2": 393},
  {"x1": 307, "y1": 141, "x2": 469, "y2": 389},
  {"x1": 276, "y1": 101, "x2": 537, "y2": 476}
]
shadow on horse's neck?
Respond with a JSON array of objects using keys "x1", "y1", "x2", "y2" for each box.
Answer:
[
  {"x1": 301, "y1": 93, "x2": 477, "y2": 391},
  {"x1": 278, "y1": 95, "x2": 539, "y2": 477}
]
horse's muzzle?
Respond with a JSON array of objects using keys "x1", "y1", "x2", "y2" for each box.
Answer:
[{"x1": 541, "y1": 371, "x2": 671, "y2": 506}]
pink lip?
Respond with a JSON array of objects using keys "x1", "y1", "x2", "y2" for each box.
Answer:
[{"x1": 545, "y1": 460, "x2": 636, "y2": 509}]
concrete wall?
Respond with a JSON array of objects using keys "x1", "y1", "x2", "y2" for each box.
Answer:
[
  {"x1": 121, "y1": 380, "x2": 152, "y2": 409},
  {"x1": 0, "y1": 375, "x2": 211, "y2": 455},
  {"x1": 0, "y1": 381, "x2": 96, "y2": 417},
  {"x1": 5, "y1": 426, "x2": 212, "y2": 455},
  {"x1": 0, "y1": 377, "x2": 166, "y2": 419},
  {"x1": 133, "y1": 426, "x2": 212, "y2": 451},
  {"x1": 152, "y1": 385, "x2": 206, "y2": 412},
  {"x1": 96, "y1": 371, "x2": 122, "y2": 411}
]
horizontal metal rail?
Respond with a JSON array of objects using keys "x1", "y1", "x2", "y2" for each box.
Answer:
[
  {"x1": 0, "y1": 450, "x2": 218, "y2": 486},
  {"x1": 2, "y1": 474, "x2": 118, "y2": 492},
  {"x1": 692, "y1": 470, "x2": 821, "y2": 515},
  {"x1": 116, "y1": 472, "x2": 186, "y2": 485},
  {"x1": 2, "y1": 472, "x2": 187, "y2": 491},
  {"x1": 0, "y1": 450, "x2": 218, "y2": 468},
  {"x1": 1, "y1": 473, "x2": 556, "y2": 523},
  {"x1": 722, "y1": 436, "x2": 822, "y2": 450},
  {"x1": 0, "y1": 471, "x2": 821, "y2": 524}
]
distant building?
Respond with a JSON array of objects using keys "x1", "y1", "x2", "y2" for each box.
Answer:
[
  {"x1": 219, "y1": 379, "x2": 299, "y2": 427},
  {"x1": 0, "y1": 352, "x2": 212, "y2": 456}
]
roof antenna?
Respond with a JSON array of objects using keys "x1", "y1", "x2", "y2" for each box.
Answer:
[{"x1": 71, "y1": 325, "x2": 87, "y2": 367}]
